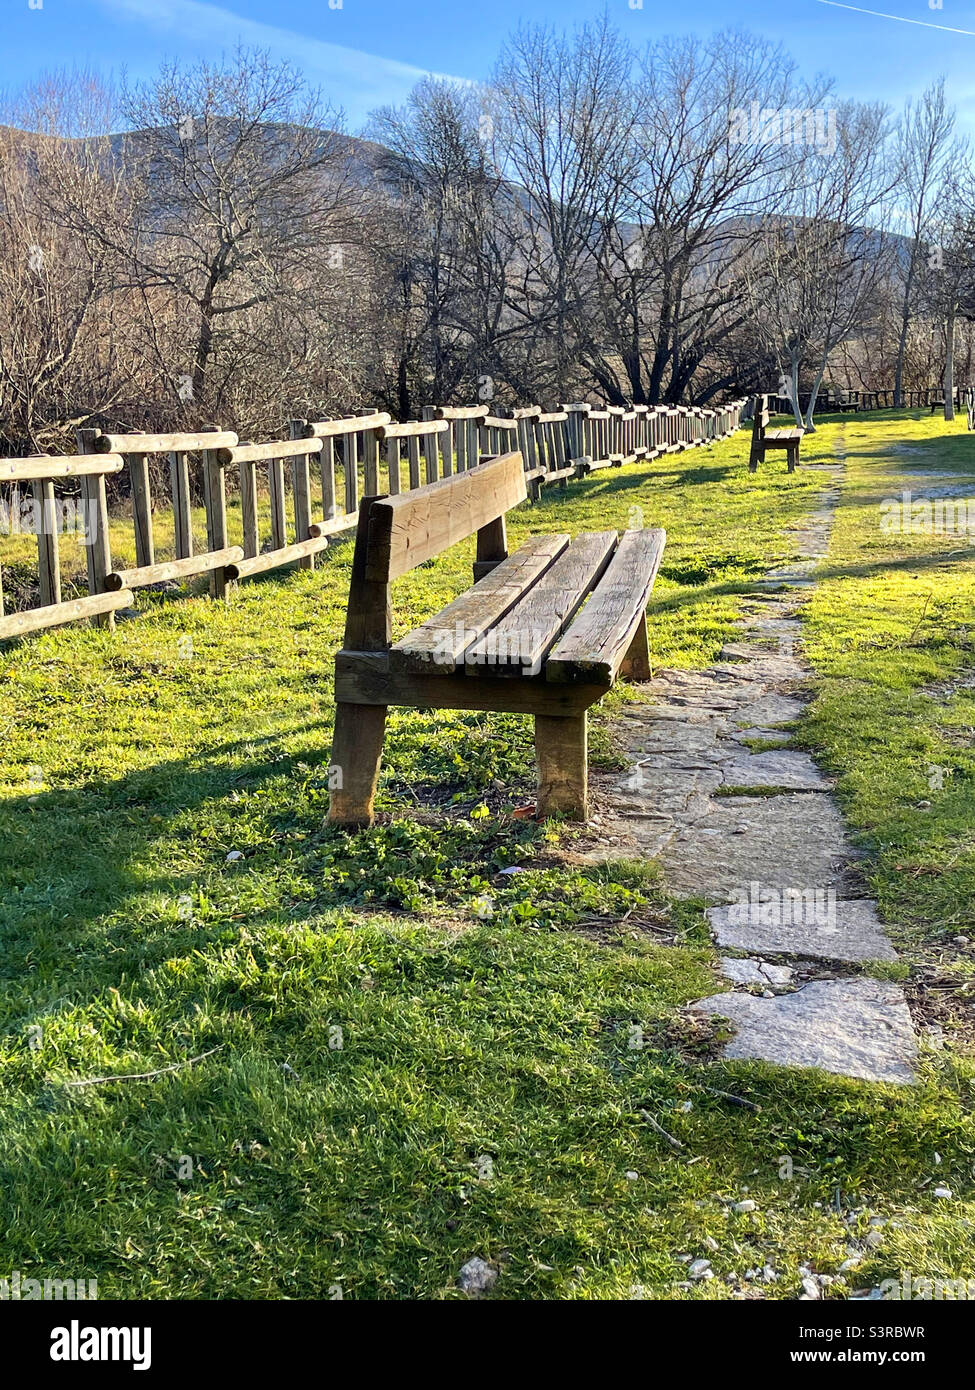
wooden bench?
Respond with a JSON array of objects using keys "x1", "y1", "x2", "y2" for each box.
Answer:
[
  {"x1": 328, "y1": 451, "x2": 665, "y2": 826},
  {"x1": 748, "y1": 394, "x2": 804, "y2": 473}
]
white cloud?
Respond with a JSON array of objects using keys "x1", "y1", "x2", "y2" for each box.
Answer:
[{"x1": 97, "y1": 0, "x2": 463, "y2": 123}]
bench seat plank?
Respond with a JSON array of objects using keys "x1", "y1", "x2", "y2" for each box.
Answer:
[
  {"x1": 765, "y1": 428, "x2": 804, "y2": 443},
  {"x1": 388, "y1": 533, "x2": 570, "y2": 674},
  {"x1": 546, "y1": 529, "x2": 666, "y2": 684},
  {"x1": 465, "y1": 531, "x2": 617, "y2": 676}
]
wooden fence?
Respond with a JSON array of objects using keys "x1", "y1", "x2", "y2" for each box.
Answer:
[
  {"x1": 766, "y1": 386, "x2": 968, "y2": 414},
  {"x1": 0, "y1": 397, "x2": 745, "y2": 642}
]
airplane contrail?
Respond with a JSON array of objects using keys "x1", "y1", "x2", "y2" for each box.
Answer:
[{"x1": 815, "y1": 0, "x2": 975, "y2": 36}]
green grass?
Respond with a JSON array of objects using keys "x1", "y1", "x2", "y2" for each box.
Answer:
[{"x1": 1, "y1": 415, "x2": 973, "y2": 1300}]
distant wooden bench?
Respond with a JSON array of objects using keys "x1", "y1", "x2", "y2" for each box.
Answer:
[
  {"x1": 329, "y1": 451, "x2": 665, "y2": 826},
  {"x1": 748, "y1": 394, "x2": 804, "y2": 473}
]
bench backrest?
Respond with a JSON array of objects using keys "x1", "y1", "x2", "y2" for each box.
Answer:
[
  {"x1": 751, "y1": 395, "x2": 771, "y2": 440},
  {"x1": 362, "y1": 450, "x2": 526, "y2": 583},
  {"x1": 344, "y1": 451, "x2": 527, "y2": 649}
]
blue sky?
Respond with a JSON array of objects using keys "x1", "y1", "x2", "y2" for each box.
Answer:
[{"x1": 4, "y1": 0, "x2": 975, "y2": 135}]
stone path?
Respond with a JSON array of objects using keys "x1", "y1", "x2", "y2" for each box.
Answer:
[{"x1": 592, "y1": 442, "x2": 919, "y2": 1085}]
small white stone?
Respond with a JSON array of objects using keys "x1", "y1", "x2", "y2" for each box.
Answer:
[
  {"x1": 934, "y1": 1186, "x2": 953, "y2": 1199},
  {"x1": 953, "y1": 936, "x2": 970, "y2": 947},
  {"x1": 732, "y1": 1199, "x2": 757, "y2": 1213},
  {"x1": 225, "y1": 850, "x2": 245, "y2": 862},
  {"x1": 688, "y1": 1258, "x2": 712, "y2": 1279},
  {"x1": 800, "y1": 1277, "x2": 821, "y2": 1300},
  {"x1": 457, "y1": 1256, "x2": 497, "y2": 1294},
  {"x1": 703, "y1": 1236, "x2": 719, "y2": 1252},
  {"x1": 625, "y1": 1170, "x2": 640, "y2": 1181}
]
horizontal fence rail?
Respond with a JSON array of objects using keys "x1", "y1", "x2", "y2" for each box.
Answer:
[{"x1": 0, "y1": 398, "x2": 746, "y2": 643}]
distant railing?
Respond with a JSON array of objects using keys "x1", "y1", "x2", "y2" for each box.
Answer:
[{"x1": 766, "y1": 387, "x2": 967, "y2": 414}]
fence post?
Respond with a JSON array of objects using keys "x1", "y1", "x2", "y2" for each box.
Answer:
[
  {"x1": 76, "y1": 427, "x2": 115, "y2": 630},
  {"x1": 33, "y1": 478, "x2": 61, "y2": 608},
  {"x1": 290, "y1": 419, "x2": 315, "y2": 571},
  {"x1": 562, "y1": 403, "x2": 589, "y2": 466},
  {"x1": 203, "y1": 445, "x2": 233, "y2": 597}
]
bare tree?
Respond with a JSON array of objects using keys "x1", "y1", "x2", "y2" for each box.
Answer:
[
  {"x1": 0, "y1": 73, "x2": 135, "y2": 450},
  {"x1": 366, "y1": 78, "x2": 510, "y2": 416},
  {"x1": 892, "y1": 82, "x2": 956, "y2": 408},
  {"x1": 919, "y1": 176, "x2": 975, "y2": 420},
  {"x1": 747, "y1": 100, "x2": 895, "y2": 429},
  {"x1": 58, "y1": 49, "x2": 360, "y2": 427}
]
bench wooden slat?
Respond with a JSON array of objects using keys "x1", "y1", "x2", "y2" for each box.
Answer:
[
  {"x1": 388, "y1": 533, "x2": 570, "y2": 674},
  {"x1": 546, "y1": 529, "x2": 665, "y2": 684},
  {"x1": 365, "y1": 451, "x2": 527, "y2": 582},
  {"x1": 336, "y1": 650, "x2": 606, "y2": 715},
  {"x1": 465, "y1": 531, "x2": 616, "y2": 676}
]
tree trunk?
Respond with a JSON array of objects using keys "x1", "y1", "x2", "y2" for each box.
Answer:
[
  {"x1": 944, "y1": 311, "x2": 955, "y2": 421},
  {"x1": 894, "y1": 244, "x2": 919, "y2": 410},
  {"x1": 397, "y1": 354, "x2": 410, "y2": 423},
  {"x1": 788, "y1": 356, "x2": 804, "y2": 430},
  {"x1": 803, "y1": 359, "x2": 828, "y2": 432}
]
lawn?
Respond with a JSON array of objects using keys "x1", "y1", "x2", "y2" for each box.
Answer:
[{"x1": 1, "y1": 411, "x2": 973, "y2": 1300}]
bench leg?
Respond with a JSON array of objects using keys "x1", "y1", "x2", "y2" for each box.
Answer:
[
  {"x1": 535, "y1": 712, "x2": 588, "y2": 821},
  {"x1": 787, "y1": 446, "x2": 797, "y2": 473},
  {"x1": 748, "y1": 450, "x2": 759, "y2": 474},
  {"x1": 619, "y1": 613, "x2": 652, "y2": 680},
  {"x1": 327, "y1": 702, "x2": 387, "y2": 827}
]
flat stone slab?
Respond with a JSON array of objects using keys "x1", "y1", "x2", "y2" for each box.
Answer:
[
  {"x1": 734, "y1": 693, "x2": 808, "y2": 726},
  {"x1": 765, "y1": 560, "x2": 820, "y2": 579},
  {"x1": 730, "y1": 728, "x2": 793, "y2": 746},
  {"x1": 720, "y1": 957, "x2": 794, "y2": 988},
  {"x1": 735, "y1": 619, "x2": 802, "y2": 639},
  {"x1": 688, "y1": 978, "x2": 917, "y2": 1085},
  {"x1": 658, "y1": 794, "x2": 856, "y2": 897},
  {"x1": 707, "y1": 897, "x2": 897, "y2": 963},
  {"x1": 719, "y1": 749, "x2": 831, "y2": 791},
  {"x1": 586, "y1": 811, "x2": 678, "y2": 859},
  {"x1": 715, "y1": 654, "x2": 807, "y2": 683},
  {"x1": 620, "y1": 720, "x2": 727, "y2": 760},
  {"x1": 612, "y1": 765, "x2": 722, "y2": 817}
]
